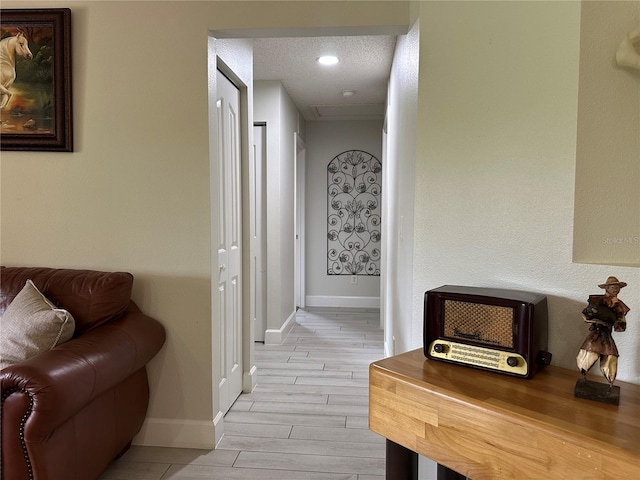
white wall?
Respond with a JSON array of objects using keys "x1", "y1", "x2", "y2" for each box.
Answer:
[
  {"x1": 2, "y1": 1, "x2": 218, "y2": 448},
  {"x1": 305, "y1": 120, "x2": 383, "y2": 308},
  {"x1": 410, "y1": 1, "x2": 639, "y2": 387},
  {"x1": 254, "y1": 81, "x2": 302, "y2": 341},
  {"x1": 384, "y1": 18, "x2": 419, "y2": 355}
]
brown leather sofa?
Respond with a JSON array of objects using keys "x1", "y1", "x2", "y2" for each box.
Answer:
[{"x1": 0, "y1": 267, "x2": 166, "y2": 480}]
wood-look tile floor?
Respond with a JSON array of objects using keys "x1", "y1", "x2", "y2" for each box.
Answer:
[{"x1": 100, "y1": 308, "x2": 386, "y2": 479}]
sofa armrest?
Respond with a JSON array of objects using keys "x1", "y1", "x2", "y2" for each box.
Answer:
[{"x1": 0, "y1": 303, "x2": 165, "y2": 438}]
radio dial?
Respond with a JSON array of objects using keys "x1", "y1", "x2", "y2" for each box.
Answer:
[
  {"x1": 434, "y1": 343, "x2": 446, "y2": 354},
  {"x1": 506, "y1": 356, "x2": 519, "y2": 367}
]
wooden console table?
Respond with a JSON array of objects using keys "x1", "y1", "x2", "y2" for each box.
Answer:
[{"x1": 369, "y1": 349, "x2": 639, "y2": 479}]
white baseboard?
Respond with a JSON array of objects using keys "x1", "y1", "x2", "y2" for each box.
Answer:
[
  {"x1": 264, "y1": 310, "x2": 296, "y2": 345},
  {"x1": 213, "y1": 410, "x2": 225, "y2": 446},
  {"x1": 384, "y1": 339, "x2": 394, "y2": 358},
  {"x1": 132, "y1": 417, "x2": 216, "y2": 449},
  {"x1": 243, "y1": 364, "x2": 258, "y2": 393},
  {"x1": 305, "y1": 295, "x2": 380, "y2": 309}
]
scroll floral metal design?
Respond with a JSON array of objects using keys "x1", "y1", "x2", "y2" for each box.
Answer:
[{"x1": 327, "y1": 150, "x2": 382, "y2": 276}]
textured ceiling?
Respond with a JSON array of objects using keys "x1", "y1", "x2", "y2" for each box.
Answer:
[{"x1": 253, "y1": 35, "x2": 397, "y2": 121}]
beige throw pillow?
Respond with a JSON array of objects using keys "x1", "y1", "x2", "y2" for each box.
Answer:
[{"x1": 0, "y1": 280, "x2": 75, "y2": 370}]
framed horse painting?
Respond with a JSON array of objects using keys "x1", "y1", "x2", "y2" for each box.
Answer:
[{"x1": 0, "y1": 8, "x2": 72, "y2": 152}]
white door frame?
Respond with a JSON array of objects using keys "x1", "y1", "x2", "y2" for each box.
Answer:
[
  {"x1": 381, "y1": 115, "x2": 393, "y2": 357},
  {"x1": 253, "y1": 123, "x2": 267, "y2": 341},
  {"x1": 294, "y1": 132, "x2": 306, "y2": 309},
  {"x1": 208, "y1": 24, "x2": 406, "y2": 445}
]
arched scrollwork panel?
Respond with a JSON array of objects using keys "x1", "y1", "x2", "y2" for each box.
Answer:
[{"x1": 327, "y1": 150, "x2": 382, "y2": 276}]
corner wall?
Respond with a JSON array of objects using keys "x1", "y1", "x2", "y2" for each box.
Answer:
[{"x1": 384, "y1": 18, "x2": 419, "y2": 356}]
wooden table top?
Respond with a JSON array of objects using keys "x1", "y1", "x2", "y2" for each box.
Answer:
[{"x1": 369, "y1": 349, "x2": 640, "y2": 479}]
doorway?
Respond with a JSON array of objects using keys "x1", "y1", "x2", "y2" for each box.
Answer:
[{"x1": 209, "y1": 26, "x2": 406, "y2": 445}]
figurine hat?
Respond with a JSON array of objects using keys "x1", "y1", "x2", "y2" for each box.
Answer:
[{"x1": 598, "y1": 276, "x2": 627, "y2": 288}]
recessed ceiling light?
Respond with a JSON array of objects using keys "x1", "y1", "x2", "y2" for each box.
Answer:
[
  {"x1": 342, "y1": 90, "x2": 355, "y2": 97},
  {"x1": 317, "y1": 55, "x2": 339, "y2": 65}
]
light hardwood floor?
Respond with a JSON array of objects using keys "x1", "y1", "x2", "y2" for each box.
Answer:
[{"x1": 100, "y1": 308, "x2": 386, "y2": 479}]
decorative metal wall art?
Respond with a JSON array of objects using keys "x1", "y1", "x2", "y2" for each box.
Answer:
[{"x1": 327, "y1": 150, "x2": 382, "y2": 276}]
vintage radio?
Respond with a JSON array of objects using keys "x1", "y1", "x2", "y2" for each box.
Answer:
[{"x1": 423, "y1": 285, "x2": 551, "y2": 378}]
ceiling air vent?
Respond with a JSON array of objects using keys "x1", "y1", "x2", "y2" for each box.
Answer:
[{"x1": 310, "y1": 103, "x2": 385, "y2": 120}]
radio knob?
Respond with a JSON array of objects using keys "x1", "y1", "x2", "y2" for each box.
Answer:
[
  {"x1": 506, "y1": 356, "x2": 519, "y2": 367},
  {"x1": 434, "y1": 343, "x2": 446, "y2": 354}
]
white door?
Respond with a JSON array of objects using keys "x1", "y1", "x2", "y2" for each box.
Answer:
[
  {"x1": 216, "y1": 69, "x2": 243, "y2": 414},
  {"x1": 252, "y1": 124, "x2": 267, "y2": 342}
]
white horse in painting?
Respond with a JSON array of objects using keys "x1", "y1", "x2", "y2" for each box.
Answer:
[{"x1": 0, "y1": 31, "x2": 33, "y2": 110}]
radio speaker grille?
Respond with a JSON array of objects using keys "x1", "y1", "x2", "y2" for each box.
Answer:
[{"x1": 443, "y1": 300, "x2": 513, "y2": 348}]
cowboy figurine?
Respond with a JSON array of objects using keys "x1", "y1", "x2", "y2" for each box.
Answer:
[{"x1": 576, "y1": 276, "x2": 629, "y2": 387}]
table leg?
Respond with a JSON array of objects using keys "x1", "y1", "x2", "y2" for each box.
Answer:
[
  {"x1": 437, "y1": 463, "x2": 467, "y2": 480},
  {"x1": 386, "y1": 439, "x2": 418, "y2": 480}
]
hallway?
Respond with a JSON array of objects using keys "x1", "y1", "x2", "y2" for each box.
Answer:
[{"x1": 100, "y1": 308, "x2": 385, "y2": 479}]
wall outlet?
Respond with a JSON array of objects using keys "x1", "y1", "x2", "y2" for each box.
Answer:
[{"x1": 351, "y1": 275, "x2": 358, "y2": 285}]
